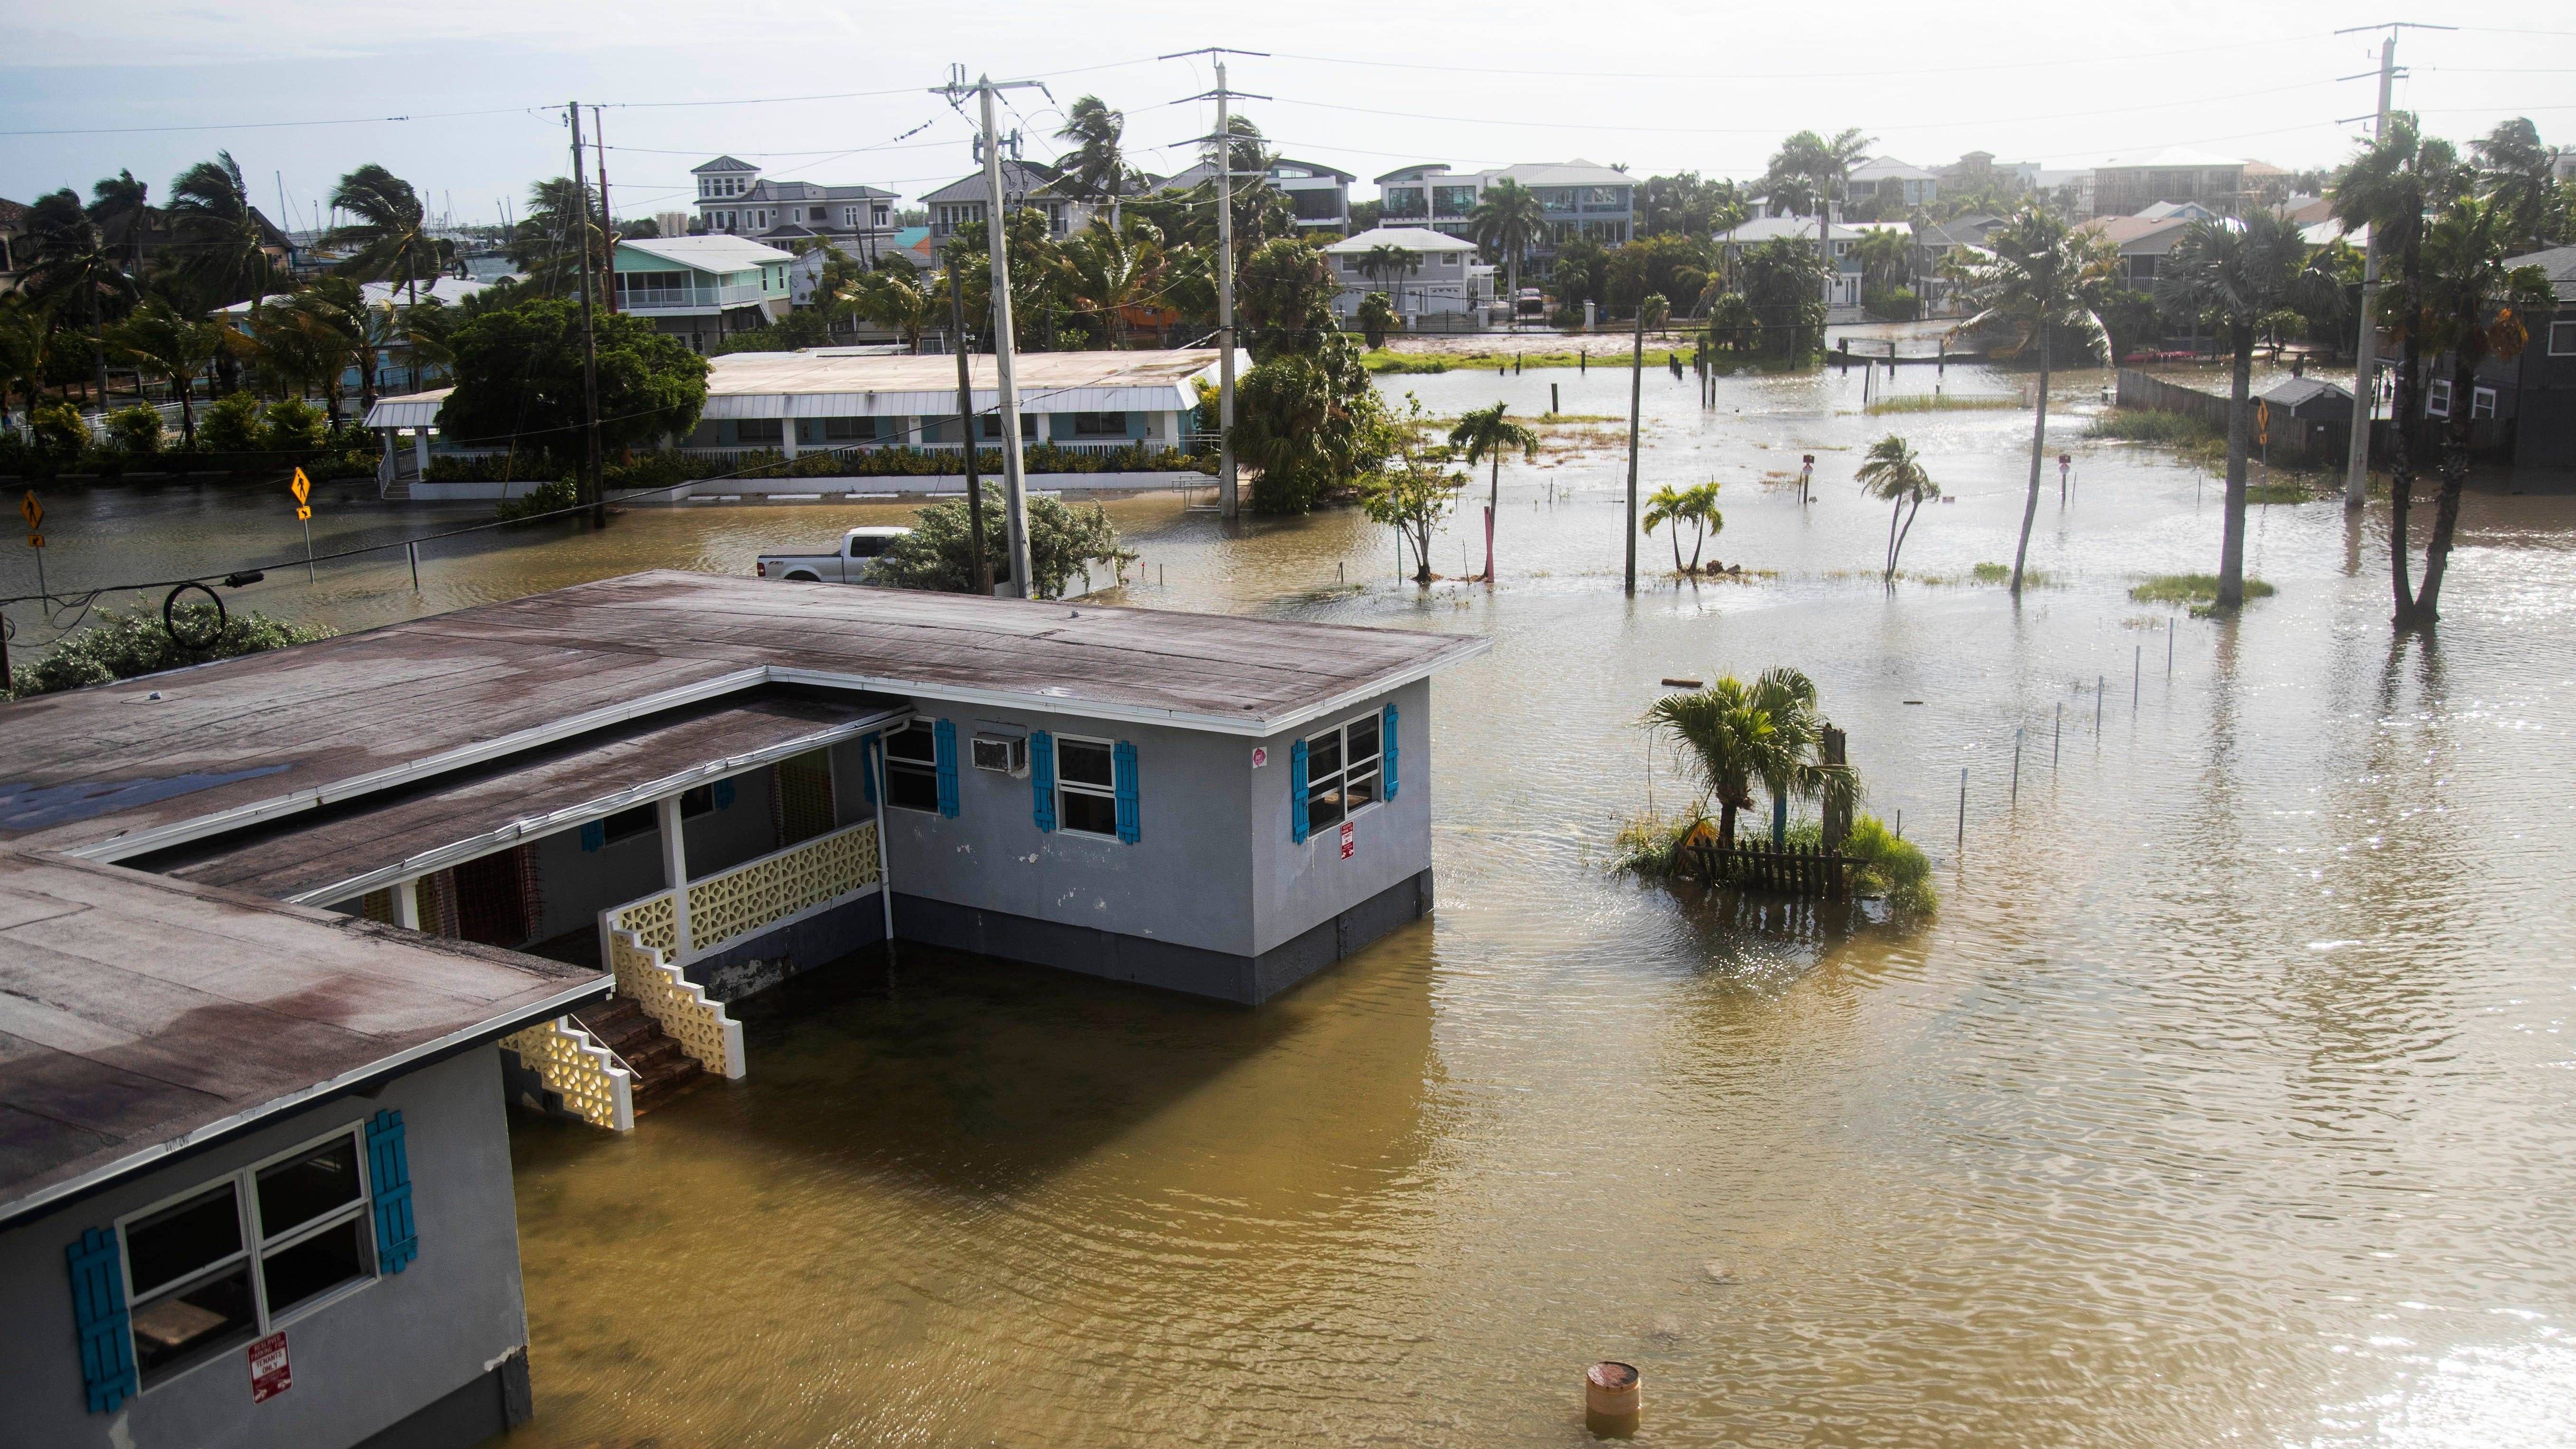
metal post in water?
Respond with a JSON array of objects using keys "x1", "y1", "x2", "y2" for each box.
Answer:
[
  {"x1": 2053, "y1": 702, "x2": 2062, "y2": 768},
  {"x1": 1551, "y1": 382, "x2": 1559, "y2": 415},
  {"x1": 2096, "y1": 675, "x2": 2104, "y2": 734},
  {"x1": 2133, "y1": 645, "x2": 2141, "y2": 710},
  {"x1": 1956, "y1": 767, "x2": 1967, "y2": 849},
  {"x1": 2011, "y1": 727, "x2": 2023, "y2": 805},
  {"x1": 407, "y1": 540, "x2": 419, "y2": 590},
  {"x1": 2168, "y1": 617, "x2": 2176, "y2": 676}
]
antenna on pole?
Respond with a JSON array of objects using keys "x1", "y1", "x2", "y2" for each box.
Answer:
[
  {"x1": 933, "y1": 66, "x2": 1051, "y2": 597},
  {"x1": 1160, "y1": 47, "x2": 1270, "y2": 522},
  {"x1": 2329, "y1": 21, "x2": 2450, "y2": 509}
]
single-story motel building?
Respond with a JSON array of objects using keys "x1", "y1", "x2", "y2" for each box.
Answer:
[
  {"x1": 366, "y1": 347, "x2": 1239, "y2": 500},
  {"x1": 0, "y1": 572, "x2": 1482, "y2": 1447}
]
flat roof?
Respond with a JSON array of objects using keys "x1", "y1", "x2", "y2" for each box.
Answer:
[
  {"x1": 147, "y1": 690, "x2": 908, "y2": 905},
  {"x1": 0, "y1": 851, "x2": 605, "y2": 1227},
  {"x1": 697, "y1": 347, "x2": 1243, "y2": 420},
  {"x1": 0, "y1": 572, "x2": 1490, "y2": 862}
]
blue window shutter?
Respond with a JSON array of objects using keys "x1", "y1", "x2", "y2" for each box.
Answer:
[
  {"x1": 65, "y1": 1227, "x2": 136, "y2": 1414},
  {"x1": 1383, "y1": 706, "x2": 1400, "y2": 800},
  {"x1": 713, "y1": 778, "x2": 736, "y2": 810},
  {"x1": 1030, "y1": 730, "x2": 1056, "y2": 832},
  {"x1": 1289, "y1": 739, "x2": 1309, "y2": 843},
  {"x1": 934, "y1": 719, "x2": 960, "y2": 818},
  {"x1": 367, "y1": 1109, "x2": 418, "y2": 1275},
  {"x1": 859, "y1": 734, "x2": 881, "y2": 805},
  {"x1": 1113, "y1": 741, "x2": 1139, "y2": 844},
  {"x1": 579, "y1": 821, "x2": 605, "y2": 852}
]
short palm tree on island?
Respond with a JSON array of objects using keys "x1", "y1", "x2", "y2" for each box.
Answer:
[
  {"x1": 1643, "y1": 481, "x2": 1724, "y2": 575},
  {"x1": 1855, "y1": 435, "x2": 1940, "y2": 584}
]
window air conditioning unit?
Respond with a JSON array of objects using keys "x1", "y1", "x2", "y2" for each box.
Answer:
[{"x1": 972, "y1": 733, "x2": 1028, "y2": 777}]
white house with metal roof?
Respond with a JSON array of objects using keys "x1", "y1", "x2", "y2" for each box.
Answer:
[
  {"x1": 611, "y1": 235, "x2": 796, "y2": 352},
  {"x1": 1321, "y1": 228, "x2": 1493, "y2": 321}
]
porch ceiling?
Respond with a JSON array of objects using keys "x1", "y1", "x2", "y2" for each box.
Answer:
[{"x1": 139, "y1": 690, "x2": 907, "y2": 906}]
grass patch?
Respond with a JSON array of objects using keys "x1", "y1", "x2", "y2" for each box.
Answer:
[
  {"x1": 2246, "y1": 480, "x2": 2313, "y2": 504},
  {"x1": 1359, "y1": 346, "x2": 1780, "y2": 374},
  {"x1": 2129, "y1": 573, "x2": 2277, "y2": 606},
  {"x1": 2088, "y1": 407, "x2": 2220, "y2": 445},
  {"x1": 1786, "y1": 815, "x2": 1936, "y2": 914},
  {"x1": 1865, "y1": 394, "x2": 2023, "y2": 414}
]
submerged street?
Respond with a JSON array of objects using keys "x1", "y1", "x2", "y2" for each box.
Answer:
[{"x1": 17, "y1": 358, "x2": 2576, "y2": 1445}]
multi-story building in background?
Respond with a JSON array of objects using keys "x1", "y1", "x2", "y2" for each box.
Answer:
[
  {"x1": 1156, "y1": 157, "x2": 1354, "y2": 232},
  {"x1": 1373, "y1": 161, "x2": 1635, "y2": 275},
  {"x1": 2087, "y1": 149, "x2": 2248, "y2": 218},
  {"x1": 690, "y1": 156, "x2": 897, "y2": 254},
  {"x1": 919, "y1": 159, "x2": 1090, "y2": 239}
]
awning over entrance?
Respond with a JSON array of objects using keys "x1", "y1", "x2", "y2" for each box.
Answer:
[{"x1": 144, "y1": 689, "x2": 909, "y2": 905}]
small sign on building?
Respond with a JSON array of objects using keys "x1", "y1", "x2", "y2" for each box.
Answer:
[
  {"x1": 248, "y1": 1332, "x2": 291, "y2": 1403},
  {"x1": 1339, "y1": 820, "x2": 1355, "y2": 860},
  {"x1": 1251, "y1": 746, "x2": 1269, "y2": 769}
]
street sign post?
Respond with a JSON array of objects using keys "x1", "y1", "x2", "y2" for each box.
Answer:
[
  {"x1": 21, "y1": 490, "x2": 45, "y2": 601},
  {"x1": 290, "y1": 468, "x2": 315, "y2": 581}
]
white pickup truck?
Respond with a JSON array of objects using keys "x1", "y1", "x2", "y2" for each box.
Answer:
[{"x1": 754, "y1": 526, "x2": 913, "y2": 583}]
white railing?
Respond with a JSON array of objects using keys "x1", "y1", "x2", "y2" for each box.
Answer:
[
  {"x1": 606, "y1": 928, "x2": 746, "y2": 1079},
  {"x1": 604, "y1": 817, "x2": 881, "y2": 966},
  {"x1": 499, "y1": 1017, "x2": 635, "y2": 1130},
  {"x1": 617, "y1": 282, "x2": 767, "y2": 311}
]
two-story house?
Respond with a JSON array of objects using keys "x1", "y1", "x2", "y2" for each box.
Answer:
[
  {"x1": 920, "y1": 160, "x2": 1090, "y2": 241},
  {"x1": 1156, "y1": 157, "x2": 1354, "y2": 232},
  {"x1": 610, "y1": 235, "x2": 796, "y2": 353},
  {"x1": 1372, "y1": 161, "x2": 1635, "y2": 276},
  {"x1": 1845, "y1": 156, "x2": 1941, "y2": 214},
  {"x1": 1321, "y1": 228, "x2": 1492, "y2": 320},
  {"x1": 690, "y1": 156, "x2": 896, "y2": 253},
  {"x1": 1716, "y1": 216, "x2": 1870, "y2": 309},
  {"x1": 2089, "y1": 149, "x2": 2247, "y2": 219}
]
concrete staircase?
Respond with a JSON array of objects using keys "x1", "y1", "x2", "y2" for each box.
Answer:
[{"x1": 569, "y1": 998, "x2": 706, "y2": 1111}]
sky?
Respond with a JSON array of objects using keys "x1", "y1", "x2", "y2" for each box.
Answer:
[{"x1": 2, "y1": 0, "x2": 2569, "y2": 227}]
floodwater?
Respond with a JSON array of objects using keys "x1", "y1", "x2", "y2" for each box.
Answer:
[{"x1": 15, "y1": 353, "x2": 2576, "y2": 1446}]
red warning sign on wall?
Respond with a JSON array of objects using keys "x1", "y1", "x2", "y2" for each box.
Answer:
[
  {"x1": 1339, "y1": 820, "x2": 1355, "y2": 860},
  {"x1": 248, "y1": 1332, "x2": 292, "y2": 1403}
]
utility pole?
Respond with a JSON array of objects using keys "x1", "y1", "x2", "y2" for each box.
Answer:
[
  {"x1": 592, "y1": 105, "x2": 618, "y2": 314},
  {"x1": 2335, "y1": 22, "x2": 2451, "y2": 509},
  {"x1": 935, "y1": 66, "x2": 1048, "y2": 596},
  {"x1": 1623, "y1": 303, "x2": 1644, "y2": 595},
  {"x1": 567, "y1": 102, "x2": 606, "y2": 525},
  {"x1": 1162, "y1": 48, "x2": 1270, "y2": 521},
  {"x1": 948, "y1": 262, "x2": 994, "y2": 596}
]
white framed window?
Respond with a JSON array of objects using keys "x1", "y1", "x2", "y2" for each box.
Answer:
[
  {"x1": 2550, "y1": 320, "x2": 2576, "y2": 357},
  {"x1": 2425, "y1": 379, "x2": 2452, "y2": 417},
  {"x1": 2471, "y1": 385, "x2": 2497, "y2": 420},
  {"x1": 118, "y1": 1125, "x2": 376, "y2": 1390},
  {"x1": 881, "y1": 720, "x2": 941, "y2": 813},
  {"x1": 1054, "y1": 736, "x2": 1119, "y2": 837},
  {"x1": 872, "y1": 204, "x2": 891, "y2": 227},
  {"x1": 1302, "y1": 711, "x2": 1382, "y2": 833}
]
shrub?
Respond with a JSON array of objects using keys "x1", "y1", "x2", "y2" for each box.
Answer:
[
  {"x1": 106, "y1": 406, "x2": 163, "y2": 454},
  {"x1": 28, "y1": 403, "x2": 87, "y2": 460},
  {"x1": 260, "y1": 398, "x2": 326, "y2": 451},
  {"x1": 2088, "y1": 407, "x2": 2220, "y2": 446},
  {"x1": 9, "y1": 604, "x2": 331, "y2": 699},
  {"x1": 2129, "y1": 573, "x2": 2276, "y2": 605},
  {"x1": 1784, "y1": 814, "x2": 1935, "y2": 913},
  {"x1": 1610, "y1": 812, "x2": 1699, "y2": 877},
  {"x1": 199, "y1": 393, "x2": 263, "y2": 453},
  {"x1": 1863, "y1": 284, "x2": 1920, "y2": 322},
  {"x1": 601, "y1": 449, "x2": 720, "y2": 494},
  {"x1": 494, "y1": 478, "x2": 579, "y2": 521},
  {"x1": 875, "y1": 482, "x2": 1136, "y2": 599}
]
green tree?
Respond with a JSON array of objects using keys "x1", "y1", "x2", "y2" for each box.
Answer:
[
  {"x1": 1854, "y1": 434, "x2": 1940, "y2": 582},
  {"x1": 874, "y1": 483, "x2": 1134, "y2": 598},
  {"x1": 1060, "y1": 221, "x2": 1167, "y2": 349},
  {"x1": 1765, "y1": 127, "x2": 1874, "y2": 266},
  {"x1": 1644, "y1": 675, "x2": 1790, "y2": 849},
  {"x1": 1950, "y1": 206, "x2": 2117, "y2": 597},
  {"x1": 25, "y1": 189, "x2": 135, "y2": 406},
  {"x1": 86, "y1": 170, "x2": 153, "y2": 275},
  {"x1": 1607, "y1": 235, "x2": 1711, "y2": 315},
  {"x1": 1358, "y1": 242, "x2": 1421, "y2": 314},
  {"x1": 942, "y1": 209, "x2": 1072, "y2": 350},
  {"x1": 1469, "y1": 179, "x2": 1547, "y2": 328},
  {"x1": 2471, "y1": 117, "x2": 2560, "y2": 253},
  {"x1": 840, "y1": 263, "x2": 937, "y2": 350},
  {"x1": 1055, "y1": 97, "x2": 1141, "y2": 232},
  {"x1": 107, "y1": 298, "x2": 224, "y2": 447},
  {"x1": 438, "y1": 298, "x2": 709, "y2": 498},
  {"x1": 1638, "y1": 173, "x2": 1749, "y2": 238},
  {"x1": 2408, "y1": 194, "x2": 2556, "y2": 625},
  {"x1": 1356, "y1": 291, "x2": 1396, "y2": 349},
  {"x1": 1851, "y1": 225, "x2": 1912, "y2": 296},
  {"x1": 1232, "y1": 335, "x2": 1389, "y2": 513},
  {"x1": 1447, "y1": 401, "x2": 1538, "y2": 580},
  {"x1": 2332, "y1": 113, "x2": 2462, "y2": 628},
  {"x1": 1703, "y1": 291, "x2": 1758, "y2": 355},
  {"x1": 2154, "y1": 209, "x2": 2308, "y2": 611},
  {"x1": 1642, "y1": 481, "x2": 1723, "y2": 574},
  {"x1": 1738, "y1": 237, "x2": 1829, "y2": 359},
  {"x1": 510, "y1": 177, "x2": 607, "y2": 298},
  {"x1": 1550, "y1": 235, "x2": 1610, "y2": 317},
  {"x1": 1361, "y1": 393, "x2": 1465, "y2": 585},
  {"x1": 165, "y1": 152, "x2": 278, "y2": 327},
  {"x1": 1236, "y1": 236, "x2": 1339, "y2": 361},
  {"x1": 0, "y1": 294, "x2": 53, "y2": 418},
  {"x1": 326, "y1": 163, "x2": 448, "y2": 303}
]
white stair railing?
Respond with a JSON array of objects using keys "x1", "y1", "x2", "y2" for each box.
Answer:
[
  {"x1": 499, "y1": 1017, "x2": 635, "y2": 1130},
  {"x1": 606, "y1": 928, "x2": 747, "y2": 1079}
]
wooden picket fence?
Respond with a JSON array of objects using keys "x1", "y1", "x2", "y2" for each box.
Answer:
[{"x1": 1687, "y1": 842, "x2": 1854, "y2": 901}]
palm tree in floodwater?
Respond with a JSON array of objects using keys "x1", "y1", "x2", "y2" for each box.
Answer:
[
  {"x1": 1642, "y1": 480, "x2": 1723, "y2": 574},
  {"x1": 1855, "y1": 434, "x2": 1939, "y2": 583},
  {"x1": 1447, "y1": 401, "x2": 1538, "y2": 581}
]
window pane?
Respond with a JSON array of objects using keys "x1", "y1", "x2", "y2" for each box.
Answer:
[
  {"x1": 1346, "y1": 715, "x2": 1380, "y2": 767},
  {"x1": 127, "y1": 1184, "x2": 242, "y2": 1297},
  {"x1": 132, "y1": 1263, "x2": 256, "y2": 1384},
  {"x1": 1060, "y1": 788, "x2": 1119, "y2": 836},
  {"x1": 680, "y1": 784, "x2": 716, "y2": 817},
  {"x1": 886, "y1": 762, "x2": 941, "y2": 813},
  {"x1": 884, "y1": 722, "x2": 937, "y2": 762},
  {"x1": 256, "y1": 1137, "x2": 361, "y2": 1240},
  {"x1": 1345, "y1": 766, "x2": 1380, "y2": 813},
  {"x1": 1306, "y1": 730, "x2": 1341, "y2": 780},
  {"x1": 261, "y1": 1216, "x2": 369, "y2": 1316},
  {"x1": 1307, "y1": 780, "x2": 1345, "y2": 830},
  {"x1": 1059, "y1": 739, "x2": 1114, "y2": 788},
  {"x1": 603, "y1": 804, "x2": 656, "y2": 843}
]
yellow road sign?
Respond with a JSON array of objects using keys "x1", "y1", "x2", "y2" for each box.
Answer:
[
  {"x1": 19, "y1": 492, "x2": 40, "y2": 530},
  {"x1": 295, "y1": 505, "x2": 313, "y2": 521},
  {"x1": 2255, "y1": 400, "x2": 2271, "y2": 446},
  {"x1": 27, "y1": 533, "x2": 42, "y2": 549},
  {"x1": 290, "y1": 468, "x2": 312, "y2": 505}
]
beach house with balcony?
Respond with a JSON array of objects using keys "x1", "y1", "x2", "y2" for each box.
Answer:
[
  {"x1": 0, "y1": 573, "x2": 1485, "y2": 1138},
  {"x1": 691, "y1": 155, "x2": 898, "y2": 254},
  {"x1": 611, "y1": 235, "x2": 795, "y2": 353},
  {"x1": 1321, "y1": 228, "x2": 1492, "y2": 322},
  {"x1": 1157, "y1": 157, "x2": 1354, "y2": 231},
  {"x1": 921, "y1": 160, "x2": 1090, "y2": 239},
  {"x1": 1373, "y1": 161, "x2": 1635, "y2": 275}
]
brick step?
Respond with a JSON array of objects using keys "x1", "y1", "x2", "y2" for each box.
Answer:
[{"x1": 568, "y1": 999, "x2": 705, "y2": 1112}]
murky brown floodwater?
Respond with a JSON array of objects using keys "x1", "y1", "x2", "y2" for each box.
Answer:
[{"x1": 15, "y1": 351, "x2": 2575, "y2": 1446}]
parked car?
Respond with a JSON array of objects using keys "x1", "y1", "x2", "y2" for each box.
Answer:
[{"x1": 755, "y1": 526, "x2": 913, "y2": 583}]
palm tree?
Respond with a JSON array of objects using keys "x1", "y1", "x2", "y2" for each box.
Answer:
[
  {"x1": 2332, "y1": 114, "x2": 2462, "y2": 628},
  {"x1": 289, "y1": 277, "x2": 403, "y2": 417},
  {"x1": 1061, "y1": 222, "x2": 1166, "y2": 349},
  {"x1": 1468, "y1": 180, "x2": 1546, "y2": 330},
  {"x1": 86, "y1": 170, "x2": 153, "y2": 275},
  {"x1": 2154, "y1": 209, "x2": 2307, "y2": 611},
  {"x1": 838, "y1": 265, "x2": 936, "y2": 351},
  {"x1": 1766, "y1": 128, "x2": 1874, "y2": 289},
  {"x1": 1642, "y1": 481, "x2": 1724, "y2": 574},
  {"x1": 166, "y1": 151, "x2": 278, "y2": 397},
  {"x1": 1948, "y1": 206, "x2": 2117, "y2": 598},
  {"x1": 1745, "y1": 666, "x2": 1838, "y2": 849},
  {"x1": 24, "y1": 189, "x2": 136, "y2": 408},
  {"x1": 1358, "y1": 243, "x2": 1421, "y2": 315},
  {"x1": 107, "y1": 299, "x2": 224, "y2": 446},
  {"x1": 327, "y1": 164, "x2": 446, "y2": 304},
  {"x1": 0, "y1": 295, "x2": 53, "y2": 419},
  {"x1": 1645, "y1": 675, "x2": 1805, "y2": 849},
  {"x1": 511, "y1": 177, "x2": 606, "y2": 297},
  {"x1": 1447, "y1": 401, "x2": 1538, "y2": 580},
  {"x1": 1854, "y1": 434, "x2": 1940, "y2": 583},
  {"x1": 2471, "y1": 117, "x2": 2559, "y2": 253},
  {"x1": 2408, "y1": 194, "x2": 2556, "y2": 624},
  {"x1": 1055, "y1": 97, "x2": 1138, "y2": 232},
  {"x1": 1852, "y1": 225, "x2": 1911, "y2": 310}
]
